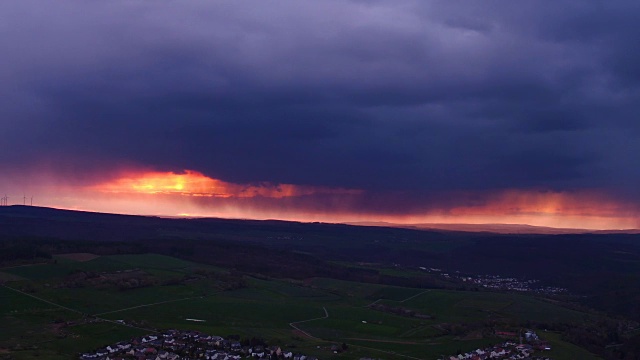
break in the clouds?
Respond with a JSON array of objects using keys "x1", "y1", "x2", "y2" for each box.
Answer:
[{"x1": 1, "y1": 1, "x2": 640, "y2": 228}]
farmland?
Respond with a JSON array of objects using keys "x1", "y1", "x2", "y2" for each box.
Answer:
[{"x1": 0, "y1": 253, "x2": 603, "y2": 360}]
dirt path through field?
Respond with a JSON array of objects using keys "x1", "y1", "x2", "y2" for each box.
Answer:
[
  {"x1": 366, "y1": 290, "x2": 430, "y2": 307},
  {"x1": 1, "y1": 284, "x2": 157, "y2": 333},
  {"x1": 345, "y1": 338, "x2": 420, "y2": 344},
  {"x1": 94, "y1": 296, "x2": 208, "y2": 316},
  {"x1": 288, "y1": 306, "x2": 329, "y2": 340}
]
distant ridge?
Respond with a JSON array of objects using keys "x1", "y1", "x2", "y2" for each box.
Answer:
[
  {"x1": 2, "y1": 205, "x2": 638, "y2": 235},
  {"x1": 0, "y1": 205, "x2": 445, "y2": 242},
  {"x1": 346, "y1": 221, "x2": 640, "y2": 235}
]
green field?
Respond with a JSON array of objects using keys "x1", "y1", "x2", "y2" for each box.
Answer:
[
  {"x1": 389, "y1": 289, "x2": 591, "y2": 324},
  {"x1": 0, "y1": 253, "x2": 603, "y2": 360}
]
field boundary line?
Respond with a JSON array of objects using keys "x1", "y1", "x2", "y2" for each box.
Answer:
[
  {"x1": 2, "y1": 284, "x2": 158, "y2": 333},
  {"x1": 400, "y1": 290, "x2": 430, "y2": 303},
  {"x1": 97, "y1": 318, "x2": 158, "y2": 333},
  {"x1": 289, "y1": 304, "x2": 425, "y2": 360},
  {"x1": 288, "y1": 306, "x2": 328, "y2": 340},
  {"x1": 1, "y1": 284, "x2": 83, "y2": 314},
  {"x1": 347, "y1": 342, "x2": 425, "y2": 360},
  {"x1": 365, "y1": 290, "x2": 430, "y2": 307},
  {"x1": 94, "y1": 295, "x2": 208, "y2": 316},
  {"x1": 345, "y1": 337, "x2": 420, "y2": 344}
]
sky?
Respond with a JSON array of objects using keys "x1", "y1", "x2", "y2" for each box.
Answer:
[{"x1": 1, "y1": 1, "x2": 640, "y2": 229}]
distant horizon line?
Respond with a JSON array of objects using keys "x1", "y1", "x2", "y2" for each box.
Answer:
[{"x1": 3, "y1": 204, "x2": 639, "y2": 235}]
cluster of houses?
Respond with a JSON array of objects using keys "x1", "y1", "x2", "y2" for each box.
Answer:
[
  {"x1": 79, "y1": 329, "x2": 318, "y2": 360},
  {"x1": 442, "y1": 341, "x2": 550, "y2": 360},
  {"x1": 443, "y1": 330, "x2": 552, "y2": 360},
  {"x1": 77, "y1": 327, "x2": 555, "y2": 360},
  {"x1": 418, "y1": 267, "x2": 566, "y2": 295},
  {"x1": 461, "y1": 275, "x2": 566, "y2": 295}
]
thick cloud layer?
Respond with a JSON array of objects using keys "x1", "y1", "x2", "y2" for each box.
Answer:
[{"x1": 1, "y1": 0, "x2": 640, "y2": 213}]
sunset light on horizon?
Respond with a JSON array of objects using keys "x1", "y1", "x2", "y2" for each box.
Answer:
[
  {"x1": 1, "y1": 168, "x2": 637, "y2": 231},
  {"x1": 4, "y1": 2, "x2": 640, "y2": 358},
  {"x1": 1, "y1": 1, "x2": 640, "y2": 232},
  {"x1": 92, "y1": 170, "x2": 362, "y2": 199}
]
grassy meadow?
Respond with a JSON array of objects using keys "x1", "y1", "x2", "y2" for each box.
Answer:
[{"x1": 0, "y1": 253, "x2": 602, "y2": 360}]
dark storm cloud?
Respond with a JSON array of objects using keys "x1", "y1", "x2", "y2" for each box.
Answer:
[{"x1": 1, "y1": 0, "x2": 640, "y2": 208}]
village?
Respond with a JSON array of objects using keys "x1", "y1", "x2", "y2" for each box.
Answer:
[
  {"x1": 79, "y1": 328, "x2": 554, "y2": 360},
  {"x1": 79, "y1": 329, "x2": 320, "y2": 360},
  {"x1": 459, "y1": 275, "x2": 566, "y2": 295},
  {"x1": 418, "y1": 268, "x2": 567, "y2": 295},
  {"x1": 439, "y1": 330, "x2": 553, "y2": 360}
]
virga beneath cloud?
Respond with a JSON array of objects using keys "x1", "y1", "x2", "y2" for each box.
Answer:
[{"x1": 0, "y1": 1, "x2": 639, "y2": 229}]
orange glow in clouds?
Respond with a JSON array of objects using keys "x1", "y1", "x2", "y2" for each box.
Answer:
[
  {"x1": 93, "y1": 170, "x2": 361, "y2": 198},
  {"x1": 9, "y1": 169, "x2": 636, "y2": 230},
  {"x1": 446, "y1": 190, "x2": 630, "y2": 217},
  {"x1": 88, "y1": 171, "x2": 638, "y2": 229},
  {"x1": 413, "y1": 189, "x2": 640, "y2": 230}
]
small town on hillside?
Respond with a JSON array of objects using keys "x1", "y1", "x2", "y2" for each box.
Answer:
[
  {"x1": 79, "y1": 329, "x2": 321, "y2": 360},
  {"x1": 79, "y1": 329, "x2": 553, "y2": 360},
  {"x1": 417, "y1": 268, "x2": 567, "y2": 295},
  {"x1": 439, "y1": 329, "x2": 553, "y2": 360}
]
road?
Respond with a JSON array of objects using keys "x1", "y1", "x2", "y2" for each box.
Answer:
[
  {"x1": 288, "y1": 306, "x2": 328, "y2": 340},
  {"x1": 5, "y1": 283, "x2": 429, "y2": 359}
]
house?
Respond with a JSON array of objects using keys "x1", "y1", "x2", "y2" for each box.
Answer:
[
  {"x1": 156, "y1": 350, "x2": 170, "y2": 359},
  {"x1": 270, "y1": 346, "x2": 282, "y2": 356},
  {"x1": 490, "y1": 349, "x2": 506, "y2": 357}
]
